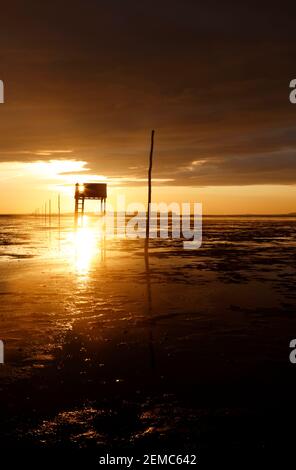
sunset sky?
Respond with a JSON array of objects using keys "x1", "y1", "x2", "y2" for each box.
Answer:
[{"x1": 0, "y1": 1, "x2": 296, "y2": 214}]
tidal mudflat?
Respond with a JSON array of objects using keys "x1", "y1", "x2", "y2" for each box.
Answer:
[{"x1": 0, "y1": 215, "x2": 295, "y2": 463}]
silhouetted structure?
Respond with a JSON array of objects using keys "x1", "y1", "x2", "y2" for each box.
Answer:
[
  {"x1": 75, "y1": 182, "x2": 107, "y2": 217},
  {"x1": 146, "y1": 130, "x2": 155, "y2": 240}
]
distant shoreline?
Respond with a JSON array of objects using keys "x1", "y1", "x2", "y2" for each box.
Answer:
[{"x1": 1, "y1": 213, "x2": 295, "y2": 218}]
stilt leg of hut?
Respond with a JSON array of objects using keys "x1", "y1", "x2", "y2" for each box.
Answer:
[{"x1": 74, "y1": 197, "x2": 79, "y2": 221}]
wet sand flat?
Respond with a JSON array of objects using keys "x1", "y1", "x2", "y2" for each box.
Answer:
[{"x1": 0, "y1": 215, "x2": 296, "y2": 463}]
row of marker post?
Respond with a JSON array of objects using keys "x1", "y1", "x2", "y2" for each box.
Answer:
[{"x1": 33, "y1": 194, "x2": 61, "y2": 226}]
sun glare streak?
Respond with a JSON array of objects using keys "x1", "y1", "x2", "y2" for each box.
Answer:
[
  {"x1": 63, "y1": 217, "x2": 103, "y2": 278},
  {"x1": 30, "y1": 160, "x2": 89, "y2": 178},
  {"x1": 74, "y1": 228, "x2": 97, "y2": 276}
]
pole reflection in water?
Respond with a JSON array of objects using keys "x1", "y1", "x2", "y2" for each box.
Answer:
[{"x1": 145, "y1": 240, "x2": 156, "y2": 369}]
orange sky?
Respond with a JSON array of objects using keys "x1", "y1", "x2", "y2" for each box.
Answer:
[{"x1": 0, "y1": 159, "x2": 295, "y2": 214}]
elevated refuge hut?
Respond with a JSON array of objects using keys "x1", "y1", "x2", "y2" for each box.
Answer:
[{"x1": 74, "y1": 182, "x2": 107, "y2": 217}]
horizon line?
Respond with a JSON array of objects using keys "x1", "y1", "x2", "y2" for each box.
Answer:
[{"x1": 1, "y1": 212, "x2": 295, "y2": 217}]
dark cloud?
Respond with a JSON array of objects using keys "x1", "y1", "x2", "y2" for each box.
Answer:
[{"x1": 0, "y1": 0, "x2": 296, "y2": 185}]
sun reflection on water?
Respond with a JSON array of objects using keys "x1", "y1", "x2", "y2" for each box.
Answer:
[
  {"x1": 65, "y1": 216, "x2": 104, "y2": 278},
  {"x1": 74, "y1": 228, "x2": 97, "y2": 275}
]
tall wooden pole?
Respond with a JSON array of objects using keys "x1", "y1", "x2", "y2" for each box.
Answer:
[
  {"x1": 58, "y1": 194, "x2": 61, "y2": 225},
  {"x1": 146, "y1": 130, "x2": 155, "y2": 239},
  {"x1": 49, "y1": 199, "x2": 51, "y2": 225}
]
